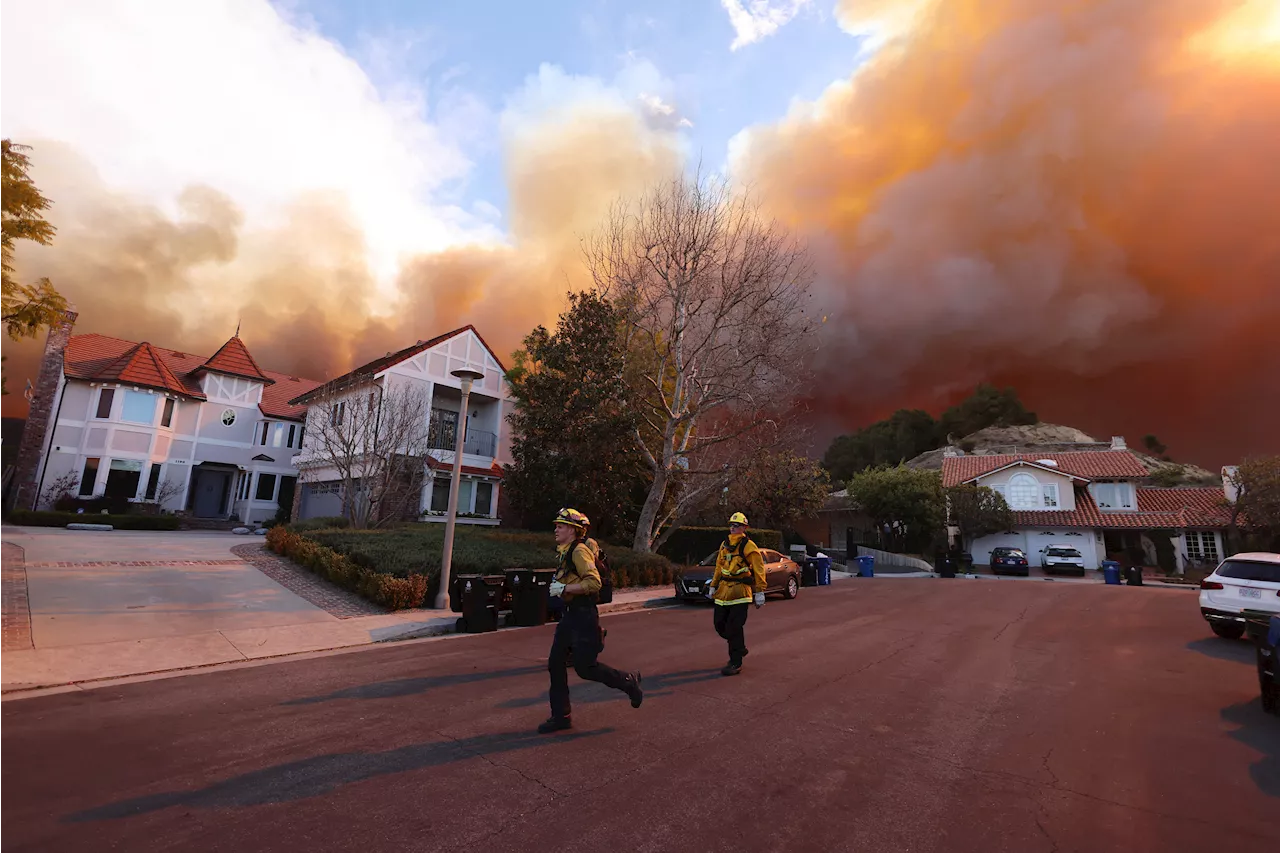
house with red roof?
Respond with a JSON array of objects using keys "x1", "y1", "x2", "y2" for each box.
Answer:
[
  {"x1": 287, "y1": 325, "x2": 511, "y2": 525},
  {"x1": 14, "y1": 312, "x2": 322, "y2": 525},
  {"x1": 942, "y1": 437, "x2": 1235, "y2": 572}
]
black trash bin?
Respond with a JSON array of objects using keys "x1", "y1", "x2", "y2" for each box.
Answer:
[
  {"x1": 938, "y1": 552, "x2": 957, "y2": 578},
  {"x1": 458, "y1": 574, "x2": 503, "y2": 633},
  {"x1": 506, "y1": 567, "x2": 555, "y2": 627},
  {"x1": 1244, "y1": 610, "x2": 1279, "y2": 716},
  {"x1": 450, "y1": 573, "x2": 480, "y2": 614},
  {"x1": 1125, "y1": 565, "x2": 1144, "y2": 586},
  {"x1": 801, "y1": 559, "x2": 818, "y2": 587}
]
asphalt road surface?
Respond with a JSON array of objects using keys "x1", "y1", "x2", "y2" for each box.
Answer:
[{"x1": 4, "y1": 579, "x2": 1277, "y2": 852}]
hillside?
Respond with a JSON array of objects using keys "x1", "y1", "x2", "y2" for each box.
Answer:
[{"x1": 906, "y1": 422, "x2": 1220, "y2": 486}]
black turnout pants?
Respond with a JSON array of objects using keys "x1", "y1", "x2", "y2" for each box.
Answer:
[
  {"x1": 548, "y1": 600, "x2": 629, "y2": 719},
  {"x1": 713, "y1": 602, "x2": 750, "y2": 665}
]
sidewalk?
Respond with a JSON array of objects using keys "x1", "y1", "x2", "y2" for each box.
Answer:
[{"x1": 0, "y1": 585, "x2": 678, "y2": 695}]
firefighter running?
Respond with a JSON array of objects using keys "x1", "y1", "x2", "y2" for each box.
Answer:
[
  {"x1": 706, "y1": 512, "x2": 767, "y2": 676},
  {"x1": 539, "y1": 508, "x2": 643, "y2": 734}
]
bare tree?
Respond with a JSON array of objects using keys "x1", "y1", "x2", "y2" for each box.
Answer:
[
  {"x1": 150, "y1": 476, "x2": 185, "y2": 510},
  {"x1": 585, "y1": 172, "x2": 818, "y2": 552},
  {"x1": 296, "y1": 382, "x2": 431, "y2": 529},
  {"x1": 39, "y1": 472, "x2": 80, "y2": 509}
]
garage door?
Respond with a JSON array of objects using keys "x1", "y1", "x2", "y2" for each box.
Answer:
[
  {"x1": 298, "y1": 482, "x2": 344, "y2": 520},
  {"x1": 1024, "y1": 530, "x2": 1098, "y2": 569}
]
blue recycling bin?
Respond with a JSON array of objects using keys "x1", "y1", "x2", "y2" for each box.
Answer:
[
  {"x1": 809, "y1": 556, "x2": 832, "y2": 586},
  {"x1": 1101, "y1": 560, "x2": 1121, "y2": 585},
  {"x1": 856, "y1": 555, "x2": 875, "y2": 578}
]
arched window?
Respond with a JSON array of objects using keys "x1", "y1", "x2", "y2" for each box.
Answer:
[{"x1": 1007, "y1": 473, "x2": 1039, "y2": 509}]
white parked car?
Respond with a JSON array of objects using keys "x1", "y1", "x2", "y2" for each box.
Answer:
[
  {"x1": 1040, "y1": 545, "x2": 1086, "y2": 576},
  {"x1": 1198, "y1": 552, "x2": 1280, "y2": 639}
]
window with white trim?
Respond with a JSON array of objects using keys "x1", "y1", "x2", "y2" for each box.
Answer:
[
  {"x1": 1006, "y1": 473, "x2": 1040, "y2": 509},
  {"x1": 1091, "y1": 482, "x2": 1135, "y2": 510},
  {"x1": 330, "y1": 401, "x2": 346, "y2": 427},
  {"x1": 1042, "y1": 484, "x2": 1059, "y2": 508},
  {"x1": 1185, "y1": 531, "x2": 1219, "y2": 563}
]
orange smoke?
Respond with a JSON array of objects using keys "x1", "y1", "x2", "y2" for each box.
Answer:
[
  {"x1": 3, "y1": 108, "x2": 679, "y2": 415},
  {"x1": 737, "y1": 0, "x2": 1280, "y2": 467}
]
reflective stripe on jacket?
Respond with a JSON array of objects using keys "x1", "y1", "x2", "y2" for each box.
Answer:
[{"x1": 711, "y1": 533, "x2": 765, "y2": 605}]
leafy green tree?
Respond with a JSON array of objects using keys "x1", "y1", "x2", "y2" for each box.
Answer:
[
  {"x1": 945, "y1": 484, "x2": 1014, "y2": 549},
  {"x1": 502, "y1": 291, "x2": 646, "y2": 540},
  {"x1": 847, "y1": 466, "x2": 944, "y2": 554},
  {"x1": 822, "y1": 408, "x2": 938, "y2": 484},
  {"x1": 935, "y1": 383, "x2": 1036, "y2": 441},
  {"x1": 1230, "y1": 456, "x2": 1280, "y2": 546},
  {"x1": 3, "y1": 140, "x2": 68, "y2": 340}
]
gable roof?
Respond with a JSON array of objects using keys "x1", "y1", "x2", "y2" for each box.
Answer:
[
  {"x1": 63, "y1": 333, "x2": 321, "y2": 421},
  {"x1": 942, "y1": 451, "x2": 1149, "y2": 487},
  {"x1": 92, "y1": 342, "x2": 193, "y2": 398},
  {"x1": 198, "y1": 335, "x2": 273, "y2": 384},
  {"x1": 289, "y1": 325, "x2": 506, "y2": 406}
]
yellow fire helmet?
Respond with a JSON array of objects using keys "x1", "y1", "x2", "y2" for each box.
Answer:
[
  {"x1": 728, "y1": 512, "x2": 749, "y2": 526},
  {"x1": 554, "y1": 507, "x2": 590, "y2": 530}
]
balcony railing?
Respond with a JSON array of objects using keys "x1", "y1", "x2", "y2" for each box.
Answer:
[{"x1": 427, "y1": 423, "x2": 496, "y2": 458}]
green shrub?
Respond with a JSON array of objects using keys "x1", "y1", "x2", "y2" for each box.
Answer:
[
  {"x1": 268, "y1": 524, "x2": 678, "y2": 606},
  {"x1": 7, "y1": 510, "x2": 181, "y2": 530},
  {"x1": 287, "y1": 516, "x2": 351, "y2": 532},
  {"x1": 657, "y1": 526, "x2": 783, "y2": 564}
]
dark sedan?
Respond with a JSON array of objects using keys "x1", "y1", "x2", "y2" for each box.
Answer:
[
  {"x1": 675, "y1": 548, "x2": 802, "y2": 602},
  {"x1": 990, "y1": 546, "x2": 1030, "y2": 577}
]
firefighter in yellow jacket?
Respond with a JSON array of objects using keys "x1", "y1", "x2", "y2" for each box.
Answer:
[
  {"x1": 706, "y1": 512, "x2": 767, "y2": 676},
  {"x1": 540, "y1": 508, "x2": 643, "y2": 734}
]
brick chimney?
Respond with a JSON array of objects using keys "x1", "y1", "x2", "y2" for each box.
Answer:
[{"x1": 11, "y1": 310, "x2": 78, "y2": 511}]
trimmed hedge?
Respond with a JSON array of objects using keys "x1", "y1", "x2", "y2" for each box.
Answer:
[
  {"x1": 266, "y1": 524, "x2": 678, "y2": 609},
  {"x1": 286, "y1": 516, "x2": 352, "y2": 532},
  {"x1": 657, "y1": 526, "x2": 783, "y2": 565},
  {"x1": 7, "y1": 510, "x2": 181, "y2": 530}
]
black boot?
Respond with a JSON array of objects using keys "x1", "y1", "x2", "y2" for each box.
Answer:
[
  {"x1": 538, "y1": 716, "x2": 573, "y2": 734},
  {"x1": 721, "y1": 662, "x2": 742, "y2": 676},
  {"x1": 625, "y1": 671, "x2": 643, "y2": 708}
]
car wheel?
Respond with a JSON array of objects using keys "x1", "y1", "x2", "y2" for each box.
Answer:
[
  {"x1": 782, "y1": 575, "x2": 799, "y2": 599},
  {"x1": 1211, "y1": 622, "x2": 1245, "y2": 640}
]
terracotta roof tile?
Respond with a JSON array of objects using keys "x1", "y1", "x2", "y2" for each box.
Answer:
[
  {"x1": 199, "y1": 335, "x2": 273, "y2": 384},
  {"x1": 91, "y1": 342, "x2": 194, "y2": 398},
  {"x1": 64, "y1": 333, "x2": 321, "y2": 421},
  {"x1": 1007, "y1": 486, "x2": 1232, "y2": 530},
  {"x1": 942, "y1": 451, "x2": 1149, "y2": 487}
]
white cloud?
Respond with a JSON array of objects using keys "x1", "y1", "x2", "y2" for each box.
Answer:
[
  {"x1": 721, "y1": 0, "x2": 812, "y2": 51},
  {"x1": 0, "y1": 0, "x2": 493, "y2": 293}
]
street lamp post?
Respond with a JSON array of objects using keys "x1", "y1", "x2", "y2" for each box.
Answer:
[{"x1": 435, "y1": 367, "x2": 485, "y2": 610}]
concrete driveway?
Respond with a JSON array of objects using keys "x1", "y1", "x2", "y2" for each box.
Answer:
[{"x1": 2, "y1": 527, "x2": 332, "y2": 687}]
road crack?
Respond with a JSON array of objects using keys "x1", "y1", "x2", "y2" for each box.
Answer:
[
  {"x1": 434, "y1": 730, "x2": 563, "y2": 800},
  {"x1": 992, "y1": 604, "x2": 1031, "y2": 642}
]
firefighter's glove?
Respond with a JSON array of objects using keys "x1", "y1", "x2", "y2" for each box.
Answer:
[
  {"x1": 753, "y1": 592, "x2": 765, "y2": 609},
  {"x1": 705, "y1": 584, "x2": 716, "y2": 599},
  {"x1": 549, "y1": 581, "x2": 566, "y2": 597}
]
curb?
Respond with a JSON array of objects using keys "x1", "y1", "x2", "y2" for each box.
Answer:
[{"x1": 387, "y1": 595, "x2": 682, "y2": 642}]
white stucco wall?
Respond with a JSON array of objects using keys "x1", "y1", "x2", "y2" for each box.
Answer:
[{"x1": 973, "y1": 464, "x2": 1079, "y2": 511}]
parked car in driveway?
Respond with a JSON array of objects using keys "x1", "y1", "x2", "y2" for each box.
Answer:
[
  {"x1": 989, "y1": 546, "x2": 1030, "y2": 576},
  {"x1": 675, "y1": 548, "x2": 802, "y2": 603},
  {"x1": 1199, "y1": 552, "x2": 1280, "y2": 639},
  {"x1": 1041, "y1": 545, "x2": 1086, "y2": 576}
]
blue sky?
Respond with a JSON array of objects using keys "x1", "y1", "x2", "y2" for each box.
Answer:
[{"x1": 293, "y1": 0, "x2": 867, "y2": 225}]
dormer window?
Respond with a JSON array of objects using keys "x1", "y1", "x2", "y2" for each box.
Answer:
[{"x1": 1091, "y1": 481, "x2": 1135, "y2": 511}]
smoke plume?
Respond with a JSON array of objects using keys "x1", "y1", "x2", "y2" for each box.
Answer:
[{"x1": 735, "y1": 0, "x2": 1280, "y2": 466}]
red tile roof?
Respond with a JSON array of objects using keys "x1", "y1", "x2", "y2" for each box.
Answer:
[
  {"x1": 198, "y1": 335, "x2": 273, "y2": 384},
  {"x1": 289, "y1": 325, "x2": 506, "y2": 406},
  {"x1": 64, "y1": 333, "x2": 321, "y2": 421},
  {"x1": 1007, "y1": 486, "x2": 1231, "y2": 530},
  {"x1": 942, "y1": 451, "x2": 1149, "y2": 487},
  {"x1": 91, "y1": 342, "x2": 191, "y2": 397}
]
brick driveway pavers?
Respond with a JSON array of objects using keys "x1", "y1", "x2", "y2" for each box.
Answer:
[
  {"x1": 2, "y1": 541, "x2": 34, "y2": 651},
  {"x1": 232, "y1": 544, "x2": 386, "y2": 619}
]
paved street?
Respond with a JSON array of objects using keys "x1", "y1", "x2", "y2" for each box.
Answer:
[{"x1": 3, "y1": 579, "x2": 1277, "y2": 852}]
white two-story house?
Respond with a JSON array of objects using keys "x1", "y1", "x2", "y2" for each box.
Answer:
[
  {"x1": 942, "y1": 438, "x2": 1234, "y2": 572},
  {"x1": 289, "y1": 325, "x2": 511, "y2": 525},
  {"x1": 20, "y1": 320, "x2": 322, "y2": 526}
]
